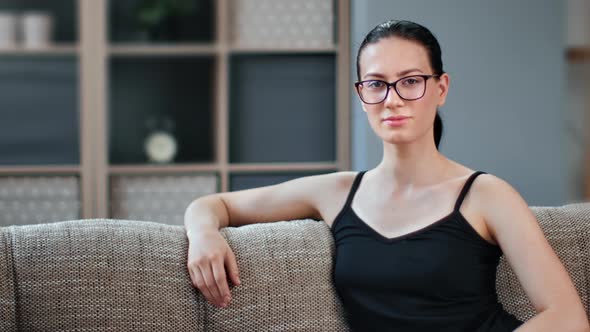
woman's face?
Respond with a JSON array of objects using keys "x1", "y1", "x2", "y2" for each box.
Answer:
[{"x1": 357, "y1": 37, "x2": 449, "y2": 147}]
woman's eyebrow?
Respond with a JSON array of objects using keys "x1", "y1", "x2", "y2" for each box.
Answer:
[
  {"x1": 363, "y1": 68, "x2": 424, "y2": 80},
  {"x1": 396, "y1": 68, "x2": 424, "y2": 76},
  {"x1": 363, "y1": 72, "x2": 386, "y2": 79}
]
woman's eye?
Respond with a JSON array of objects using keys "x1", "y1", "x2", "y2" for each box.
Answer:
[
  {"x1": 367, "y1": 81, "x2": 384, "y2": 88},
  {"x1": 401, "y1": 77, "x2": 421, "y2": 86}
]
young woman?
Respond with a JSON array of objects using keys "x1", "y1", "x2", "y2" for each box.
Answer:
[{"x1": 184, "y1": 20, "x2": 589, "y2": 331}]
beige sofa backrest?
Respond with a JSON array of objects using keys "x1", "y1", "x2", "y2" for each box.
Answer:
[
  {"x1": 0, "y1": 218, "x2": 348, "y2": 331},
  {"x1": 497, "y1": 204, "x2": 590, "y2": 321},
  {"x1": 1, "y1": 203, "x2": 589, "y2": 331}
]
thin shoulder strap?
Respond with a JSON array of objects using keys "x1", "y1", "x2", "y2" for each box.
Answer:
[
  {"x1": 453, "y1": 171, "x2": 487, "y2": 212},
  {"x1": 343, "y1": 170, "x2": 367, "y2": 208}
]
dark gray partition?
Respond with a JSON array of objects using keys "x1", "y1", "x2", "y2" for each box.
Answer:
[
  {"x1": 230, "y1": 171, "x2": 334, "y2": 191},
  {"x1": 0, "y1": 56, "x2": 79, "y2": 165},
  {"x1": 229, "y1": 54, "x2": 336, "y2": 163},
  {"x1": 108, "y1": 0, "x2": 214, "y2": 43},
  {"x1": 109, "y1": 56, "x2": 215, "y2": 165},
  {"x1": 0, "y1": 0, "x2": 77, "y2": 42}
]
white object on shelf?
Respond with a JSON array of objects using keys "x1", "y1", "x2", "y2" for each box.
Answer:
[
  {"x1": 0, "y1": 12, "x2": 18, "y2": 48},
  {"x1": 144, "y1": 131, "x2": 178, "y2": 163},
  {"x1": 230, "y1": 0, "x2": 334, "y2": 48},
  {"x1": 567, "y1": 0, "x2": 590, "y2": 47},
  {"x1": 21, "y1": 11, "x2": 54, "y2": 49}
]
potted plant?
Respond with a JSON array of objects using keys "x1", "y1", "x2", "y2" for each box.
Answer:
[{"x1": 136, "y1": 0, "x2": 197, "y2": 41}]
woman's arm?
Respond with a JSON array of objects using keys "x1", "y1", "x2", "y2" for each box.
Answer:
[
  {"x1": 184, "y1": 172, "x2": 354, "y2": 308},
  {"x1": 473, "y1": 174, "x2": 589, "y2": 332}
]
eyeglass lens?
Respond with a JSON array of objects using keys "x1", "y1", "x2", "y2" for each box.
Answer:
[{"x1": 358, "y1": 76, "x2": 427, "y2": 103}]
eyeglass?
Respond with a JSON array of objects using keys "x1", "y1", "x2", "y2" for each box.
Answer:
[{"x1": 354, "y1": 74, "x2": 440, "y2": 104}]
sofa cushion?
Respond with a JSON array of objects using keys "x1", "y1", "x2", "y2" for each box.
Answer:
[
  {"x1": 8, "y1": 219, "x2": 206, "y2": 331},
  {"x1": 215, "y1": 219, "x2": 350, "y2": 331},
  {"x1": 497, "y1": 203, "x2": 590, "y2": 321},
  {"x1": 0, "y1": 227, "x2": 16, "y2": 332}
]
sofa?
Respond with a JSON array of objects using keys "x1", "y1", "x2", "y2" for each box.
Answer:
[{"x1": 1, "y1": 203, "x2": 589, "y2": 331}]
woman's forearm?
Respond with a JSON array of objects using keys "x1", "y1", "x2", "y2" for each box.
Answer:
[{"x1": 515, "y1": 308, "x2": 589, "y2": 332}]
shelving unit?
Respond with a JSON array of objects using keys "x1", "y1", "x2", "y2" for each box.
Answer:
[
  {"x1": 567, "y1": 47, "x2": 590, "y2": 63},
  {"x1": 0, "y1": 0, "x2": 81, "y2": 225},
  {"x1": 0, "y1": 0, "x2": 350, "y2": 226},
  {"x1": 569, "y1": 47, "x2": 590, "y2": 199}
]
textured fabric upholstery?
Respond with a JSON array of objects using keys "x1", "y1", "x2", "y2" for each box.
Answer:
[
  {"x1": 0, "y1": 227, "x2": 16, "y2": 332},
  {"x1": 7, "y1": 219, "x2": 206, "y2": 331},
  {"x1": 0, "y1": 203, "x2": 589, "y2": 330},
  {"x1": 1, "y1": 218, "x2": 348, "y2": 331},
  {"x1": 497, "y1": 204, "x2": 590, "y2": 321},
  {"x1": 214, "y1": 220, "x2": 349, "y2": 331}
]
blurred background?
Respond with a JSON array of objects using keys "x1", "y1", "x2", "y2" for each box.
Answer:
[{"x1": 0, "y1": 0, "x2": 587, "y2": 226}]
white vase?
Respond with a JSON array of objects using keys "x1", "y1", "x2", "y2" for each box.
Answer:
[
  {"x1": 21, "y1": 11, "x2": 53, "y2": 49},
  {"x1": 0, "y1": 12, "x2": 18, "y2": 48}
]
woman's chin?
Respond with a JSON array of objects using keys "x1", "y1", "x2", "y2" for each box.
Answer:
[{"x1": 379, "y1": 134, "x2": 412, "y2": 146}]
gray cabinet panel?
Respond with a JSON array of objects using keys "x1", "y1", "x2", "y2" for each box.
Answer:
[
  {"x1": 230, "y1": 55, "x2": 336, "y2": 163},
  {"x1": 110, "y1": 174, "x2": 218, "y2": 225},
  {"x1": 0, "y1": 176, "x2": 80, "y2": 226},
  {"x1": 109, "y1": 57, "x2": 215, "y2": 164},
  {"x1": 109, "y1": 0, "x2": 214, "y2": 42},
  {"x1": 0, "y1": 57, "x2": 79, "y2": 165}
]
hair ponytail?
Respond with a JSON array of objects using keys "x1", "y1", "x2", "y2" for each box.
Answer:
[{"x1": 434, "y1": 111, "x2": 443, "y2": 150}]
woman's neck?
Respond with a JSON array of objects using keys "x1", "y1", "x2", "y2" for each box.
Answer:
[{"x1": 374, "y1": 138, "x2": 450, "y2": 195}]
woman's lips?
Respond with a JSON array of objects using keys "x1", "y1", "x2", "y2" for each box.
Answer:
[{"x1": 383, "y1": 116, "x2": 410, "y2": 127}]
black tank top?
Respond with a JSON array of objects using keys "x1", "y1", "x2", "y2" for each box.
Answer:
[{"x1": 331, "y1": 171, "x2": 523, "y2": 332}]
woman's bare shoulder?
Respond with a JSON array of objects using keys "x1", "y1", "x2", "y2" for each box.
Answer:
[
  {"x1": 303, "y1": 171, "x2": 360, "y2": 225},
  {"x1": 464, "y1": 172, "x2": 527, "y2": 225},
  {"x1": 314, "y1": 171, "x2": 359, "y2": 188},
  {"x1": 303, "y1": 171, "x2": 359, "y2": 204},
  {"x1": 469, "y1": 172, "x2": 515, "y2": 196}
]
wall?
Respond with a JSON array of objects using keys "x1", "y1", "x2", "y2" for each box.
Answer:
[{"x1": 350, "y1": 0, "x2": 569, "y2": 206}]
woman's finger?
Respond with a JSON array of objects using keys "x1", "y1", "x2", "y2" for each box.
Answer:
[
  {"x1": 201, "y1": 262, "x2": 223, "y2": 306},
  {"x1": 193, "y1": 265, "x2": 217, "y2": 306},
  {"x1": 212, "y1": 258, "x2": 231, "y2": 306},
  {"x1": 225, "y1": 248, "x2": 241, "y2": 287}
]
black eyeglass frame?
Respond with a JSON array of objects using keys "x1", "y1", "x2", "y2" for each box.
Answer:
[{"x1": 354, "y1": 74, "x2": 441, "y2": 104}]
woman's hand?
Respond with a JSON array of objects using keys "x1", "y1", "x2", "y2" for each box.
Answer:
[
  {"x1": 187, "y1": 229, "x2": 241, "y2": 308},
  {"x1": 183, "y1": 173, "x2": 346, "y2": 307}
]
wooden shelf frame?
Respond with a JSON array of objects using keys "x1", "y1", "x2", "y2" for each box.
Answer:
[
  {"x1": 109, "y1": 163, "x2": 220, "y2": 175},
  {"x1": 0, "y1": 166, "x2": 80, "y2": 176},
  {"x1": 230, "y1": 45, "x2": 339, "y2": 54},
  {"x1": 109, "y1": 44, "x2": 219, "y2": 56},
  {"x1": 0, "y1": 44, "x2": 79, "y2": 55},
  {"x1": 3, "y1": 0, "x2": 351, "y2": 220}
]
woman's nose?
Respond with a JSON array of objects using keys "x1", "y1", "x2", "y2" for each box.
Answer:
[{"x1": 383, "y1": 86, "x2": 404, "y2": 107}]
